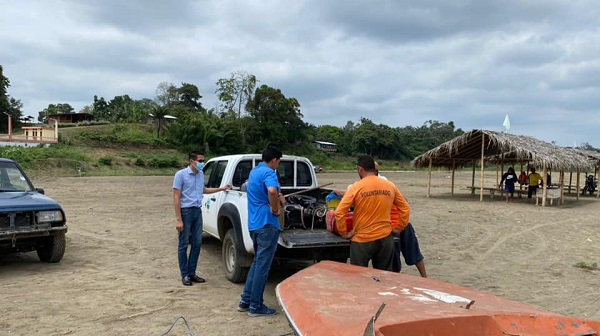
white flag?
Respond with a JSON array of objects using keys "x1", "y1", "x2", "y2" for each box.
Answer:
[{"x1": 502, "y1": 114, "x2": 511, "y2": 131}]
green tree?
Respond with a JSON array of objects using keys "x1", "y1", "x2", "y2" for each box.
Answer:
[
  {"x1": 37, "y1": 103, "x2": 74, "y2": 122},
  {"x1": 79, "y1": 105, "x2": 93, "y2": 114},
  {"x1": 246, "y1": 85, "x2": 307, "y2": 149},
  {"x1": 106, "y1": 95, "x2": 134, "y2": 122},
  {"x1": 165, "y1": 110, "x2": 231, "y2": 154},
  {"x1": 155, "y1": 81, "x2": 178, "y2": 107},
  {"x1": 177, "y1": 82, "x2": 205, "y2": 112},
  {"x1": 150, "y1": 105, "x2": 169, "y2": 137},
  {"x1": 129, "y1": 98, "x2": 157, "y2": 123},
  {"x1": 8, "y1": 97, "x2": 24, "y2": 129},
  {"x1": 216, "y1": 71, "x2": 257, "y2": 118},
  {"x1": 93, "y1": 95, "x2": 109, "y2": 120},
  {"x1": 0, "y1": 65, "x2": 23, "y2": 133}
]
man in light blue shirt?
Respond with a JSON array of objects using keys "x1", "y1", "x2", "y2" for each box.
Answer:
[
  {"x1": 238, "y1": 146, "x2": 285, "y2": 317},
  {"x1": 173, "y1": 151, "x2": 231, "y2": 286}
]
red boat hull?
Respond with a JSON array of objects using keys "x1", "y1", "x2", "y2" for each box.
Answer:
[{"x1": 276, "y1": 261, "x2": 600, "y2": 336}]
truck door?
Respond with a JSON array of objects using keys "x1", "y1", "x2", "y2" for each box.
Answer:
[{"x1": 202, "y1": 160, "x2": 228, "y2": 232}]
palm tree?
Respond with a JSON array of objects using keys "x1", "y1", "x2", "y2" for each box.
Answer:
[{"x1": 151, "y1": 106, "x2": 169, "y2": 137}]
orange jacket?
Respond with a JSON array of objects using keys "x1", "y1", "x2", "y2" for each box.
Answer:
[{"x1": 335, "y1": 175, "x2": 410, "y2": 243}]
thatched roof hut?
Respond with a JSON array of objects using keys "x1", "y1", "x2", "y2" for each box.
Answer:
[
  {"x1": 410, "y1": 129, "x2": 596, "y2": 205},
  {"x1": 412, "y1": 130, "x2": 594, "y2": 171}
]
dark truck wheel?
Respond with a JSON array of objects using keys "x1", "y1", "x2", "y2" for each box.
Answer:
[
  {"x1": 36, "y1": 231, "x2": 66, "y2": 263},
  {"x1": 223, "y1": 228, "x2": 249, "y2": 283}
]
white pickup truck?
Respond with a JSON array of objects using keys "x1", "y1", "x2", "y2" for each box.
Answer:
[{"x1": 201, "y1": 154, "x2": 350, "y2": 283}]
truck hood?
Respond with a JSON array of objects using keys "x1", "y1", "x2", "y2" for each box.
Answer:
[{"x1": 0, "y1": 192, "x2": 63, "y2": 212}]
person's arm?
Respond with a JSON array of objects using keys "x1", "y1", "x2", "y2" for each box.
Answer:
[
  {"x1": 335, "y1": 189, "x2": 355, "y2": 238},
  {"x1": 499, "y1": 173, "x2": 506, "y2": 186},
  {"x1": 204, "y1": 184, "x2": 232, "y2": 194},
  {"x1": 173, "y1": 188, "x2": 183, "y2": 232},
  {"x1": 392, "y1": 186, "x2": 410, "y2": 233},
  {"x1": 264, "y1": 170, "x2": 282, "y2": 216},
  {"x1": 268, "y1": 186, "x2": 281, "y2": 216}
]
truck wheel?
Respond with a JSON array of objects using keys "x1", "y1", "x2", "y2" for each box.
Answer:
[
  {"x1": 36, "y1": 231, "x2": 66, "y2": 263},
  {"x1": 223, "y1": 229, "x2": 249, "y2": 283}
]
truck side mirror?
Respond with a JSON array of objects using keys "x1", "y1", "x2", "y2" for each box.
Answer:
[{"x1": 36, "y1": 188, "x2": 45, "y2": 195}]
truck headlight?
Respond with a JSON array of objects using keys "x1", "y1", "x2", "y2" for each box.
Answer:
[{"x1": 36, "y1": 211, "x2": 64, "y2": 223}]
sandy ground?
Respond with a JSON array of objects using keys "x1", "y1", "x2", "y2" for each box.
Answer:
[{"x1": 1, "y1": 171, "x2": 599, "y2": 335}]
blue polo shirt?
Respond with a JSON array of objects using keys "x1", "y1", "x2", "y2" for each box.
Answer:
[
  {"x1": 173, "y1": 166, "x2": 204, "y2": 208},
  {"x1": 247, "y1": 162, "x2": 281, "y2": 231}
]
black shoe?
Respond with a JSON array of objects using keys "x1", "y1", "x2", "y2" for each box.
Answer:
[
  {"x1": 248, "y1": 304, "x2": 277, "y2": 317},
  {"x1": 189, "y1": 274, "x2": 205, "y2": 283},
  {"x1": 182, "y1": 275, "x2": 192, "y2": 286}
]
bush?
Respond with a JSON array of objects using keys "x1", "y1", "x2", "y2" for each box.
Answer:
[
  {"x1": 147, "y1": 156, "x2": 180, "y2": 168},
  {"x1": 0, "y1": 145, "x2": 90, "y2": 170},
  {"x1": 98, "y1": 156, "x2": 113, "y2": 166}
]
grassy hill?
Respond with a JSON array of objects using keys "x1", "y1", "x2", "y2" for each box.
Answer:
[
  {"x1": 2, "y1": 124, "x2": 184, "y2": 178},
  {"x1": 2, "y1": 123, "x2": 417, "y2": 178}
]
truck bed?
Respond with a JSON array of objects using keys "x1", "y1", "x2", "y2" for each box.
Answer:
[{"x1": 279, "y1": 228, "x2": 349, "y2": 248}]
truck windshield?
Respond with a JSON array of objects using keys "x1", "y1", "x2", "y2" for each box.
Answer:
[{"x1": 0, "y1": 162, "x2": 34, "y2": 192}]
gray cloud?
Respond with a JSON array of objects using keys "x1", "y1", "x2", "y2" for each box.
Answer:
[{"x1": 1, "y1": 0, "x2": 599, "y2": 147}]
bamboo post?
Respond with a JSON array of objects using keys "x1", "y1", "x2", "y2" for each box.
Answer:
[
  {"x1": 451, "y1": 160, "x2": 455, "y2": 196},
  {"x1": 471, "y1": 161, "x2": 476, "y2": 195},
  {"x1": 480, "y1": 134, "x2": 485, "y2": 202},
  {"x1": 427, "y1": 157, "x2": 432, "y2": 198},
  {"x1": 499, "y1": 162, "x2": 503, "y2": 197},
  {"x1": 541, "y1": 166, "x2": 548, "y2": 207},
  {"x1": 576, "y1": 170, "x2": 580, "y2": 200},
  {"x1": 568, "y1": 172, "x2": 573, "y2": 194},
  {"x1": 519, "y1": 161, "x2": 524, "y2": 197},
  {"x1": 559, "y1": 170, "x2": 564, "y2": 205}
]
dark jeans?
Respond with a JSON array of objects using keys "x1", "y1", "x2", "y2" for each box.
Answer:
[
  {"x1": 241, "y1": 225, "x2": 280, "y2": 310},
  {"x1": 349, "y1": 235, "x2": 394, "y2": 271},
  {"x1": 178, "y1": 207, "x2": 203, "y2": 277}
]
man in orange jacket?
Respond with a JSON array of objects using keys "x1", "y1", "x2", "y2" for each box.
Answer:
[{"x1": 335, "y1": 155, "x2": 410, "y2": 271}]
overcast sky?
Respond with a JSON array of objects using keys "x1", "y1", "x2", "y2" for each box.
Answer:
[{"x1": 2, "y1": 0, "x2": 599, "y2": 147}]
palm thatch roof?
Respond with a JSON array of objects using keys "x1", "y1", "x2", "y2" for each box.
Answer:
[
  {"x1": 411, "y1": 129, "x2": 595, "y2": 171},
  {"x1": 567, "y1": 148, "x2": 600, "y2": 169}
]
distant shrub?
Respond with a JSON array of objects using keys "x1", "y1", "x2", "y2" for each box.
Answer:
[
  {"x1": 0, "y1": 145, "x2": 90, "y2": 170},
  {"x1": 98, "y1": 156, "x2": 113, "y2": 165},
  {"x1": 147, "y1": 157, "x2": 180, "y2": 168},
  {"x1": 59, "y1": 120, "x2": 111, "y2": 128},
  {"x1": 134, "y1": 158, "x2": 145, "y2": 166}
]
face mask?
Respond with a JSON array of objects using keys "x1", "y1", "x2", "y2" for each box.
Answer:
[{"x1": 196, "y1": 162, "x2": 205, "y2": 171}]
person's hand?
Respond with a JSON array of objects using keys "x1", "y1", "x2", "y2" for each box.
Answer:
[
  {"x1": 278, "y1": 193, "x2": 287, "y2": 206},
  {"x1": 392, "y1": 228, "x2": 402, "y2": 235},
  {"x1": 270, "y1": 206, "x2": 281, "y2": 216},
  {"x1": 341, "y1": 230, "x2": 354, "y2": 239},
  {"x1": 333, "y1": 189, "x2": 345, "y2": 197},
  {"x1": 222, "y1": 184, "x2": 232, "y2": 191},
  {"x1": 176, "y1": 220, "x2": 183, "y2": 232}
]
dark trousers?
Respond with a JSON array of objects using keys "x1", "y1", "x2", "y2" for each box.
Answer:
[
  {"x1": 349, "y1": 235, "x2": 394, "y2": 271},
  {"x1": 528, "y1": 185, "x2": 539, "y2": 198}
]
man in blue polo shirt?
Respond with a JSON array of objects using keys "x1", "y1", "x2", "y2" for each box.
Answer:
[
  {"x1": 173, "y1": 150, "x2": 231, "y2": 286},
  {"x1": 238, "y1": 146, "x2": 285, "y2": 317}
]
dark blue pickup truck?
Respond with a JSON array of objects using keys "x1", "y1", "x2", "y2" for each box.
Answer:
[{"x1": 0, "y1": 158, "x2": 67, "y2": 262}]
